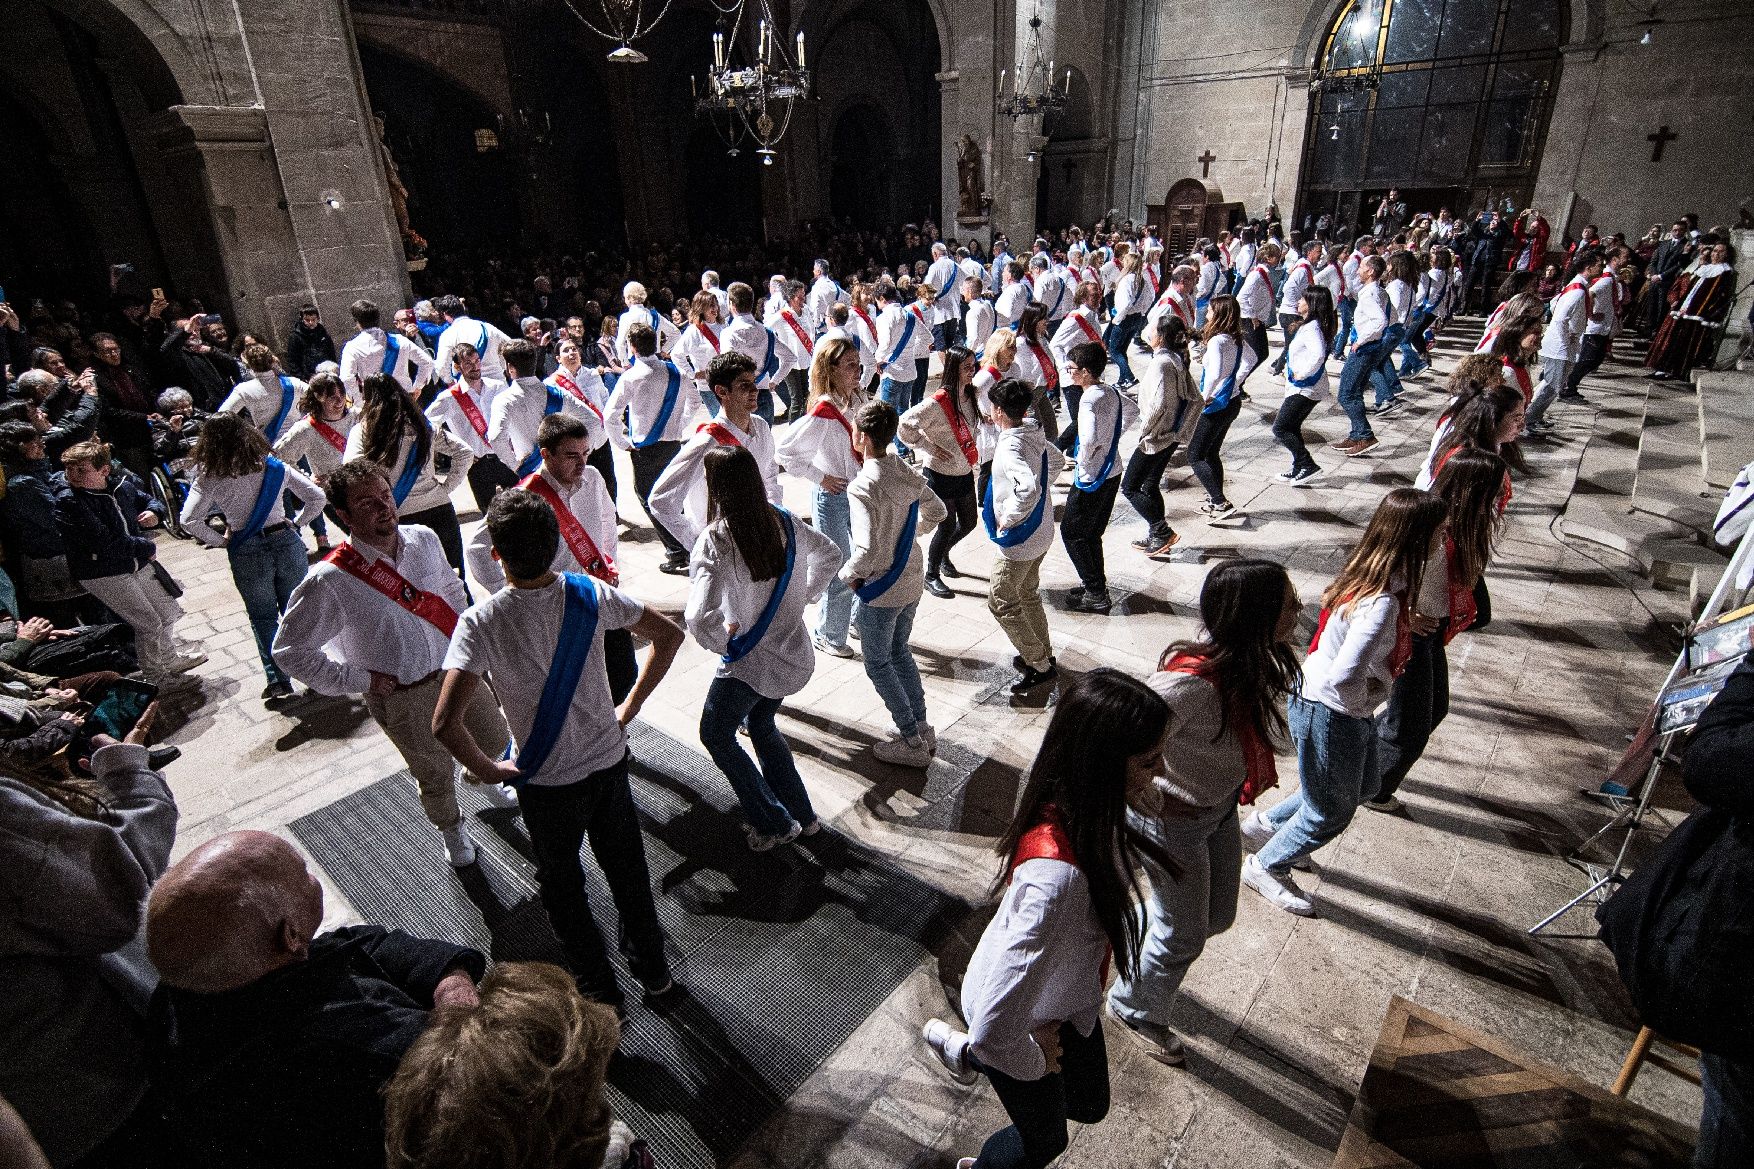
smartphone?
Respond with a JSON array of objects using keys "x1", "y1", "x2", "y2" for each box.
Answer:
[
  {"x1": 87, "y1": 678, "x2": 158, "y2": 740},
  {"x1": 151, "y1": 287, "x2": 165, "y2": 302},
  {"x1": 0, "y1": 285, "x2": 7, "y2": 303}
]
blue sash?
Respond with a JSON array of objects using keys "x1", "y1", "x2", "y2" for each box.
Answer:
[
  {"x1": 647, "y1": 307, "x2": 662, "y2": 335},
  {"x1": 379, "y1": 334, "x2": 402, "y2": 377},
  {"x1": 472, "y1": 323, "x2": 490, "y2": 358},
  {"x1": 722, "y1": 509, "x2": 795, "y2": 664},
  {"x1": 885, "y1": 312, "x2": 917, "y2": 365},
  {"x1": 1072, "y1": 398, "x2": 1124, "y2": 493},
  {"x1": 517, "y1": 385, "x2": 566, "y2": 476},
  {"x1": 391, "y1": 440, "x2": 423, "y2": 506},
  {"x1": 1203, "y1": 348, "x2": 1241, "y2": 414},
  {"x1": 1287, "y1": 328, "x2": 1330, "y2": 390},
  {"x1": 231, "y1": 457, "x2": 287, "y2": 544},
  {"x1": 633, "y1": 362, "x2": 683, "y2": 449},
  {"x1": 854, "y1": 501, "x2": 919, "y2": 603},
  {"x1": 759, "y1": 328, "x2": 780, "y2": 385},
  {"x1": 510, "y1": 573, "x2": 600, "y2": 782},
  {"x1": 265, "y1": 375, "x2": 296, "y2": 444},
  {"x1": 982, "y1": 451, "x2": 1051, "y2": 548},
  {"x1": 1045, "y1": 279, "x2": 1066, "y2": 318}
]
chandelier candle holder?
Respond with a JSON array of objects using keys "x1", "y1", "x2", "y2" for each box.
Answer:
[
  {"x1": 695, "y1": 2, "x2": 810, "y2": 163},
  {"x1": 559, "y1": 0, "x2": 676, "y2": 62},
  {"x1": 997, "y1": 14, "x2": 1069, "y2": 120}
]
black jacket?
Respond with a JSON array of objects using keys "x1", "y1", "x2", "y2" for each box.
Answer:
[
  {"x1": 40, "y1": 389, "x2": 101, "y2": 463},
  {"x1": 1648, "y1": 238, "x2": 1691, "y2": 285},
  {"x1": 150, "y1": 926, "x2": 485, "y2": 1169},
  {"x1": 1687, "y1": 652, "x2": 1754, "y2": 816},
  {"x1": 146, "y1": 321, "x2": 240, "y2": 411},
  {"x1": 0, "y1": 461, "x2": 66, "y2": 560},
  {"x1": 52, "y1": 473, "x2": 165, "y2": 581},
  {"x1": 285, "y1": 322, "x2": 337, "y2": 380},
  {"x1": 93, "y1": 363, "x2": 157, "y2": 451}
]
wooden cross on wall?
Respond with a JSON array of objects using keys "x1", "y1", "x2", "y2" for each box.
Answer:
[
  {"x1": 1198, "y1": 150, "x2": 1217, "y2": 179},
  {"x1": 1647, "y1": 125, "x2": 1678, "y2": 163}
]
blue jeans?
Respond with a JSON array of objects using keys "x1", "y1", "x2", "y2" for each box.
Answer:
[
  {"x1": 1332, "y1": 297, "x2": 1354, "y2": 358},
  {"x1": 1108, "y1": 798, "x2": 1241, "y2": 1027},
  {"x1": 1105, "y1": 315, "x2": 1145, "y2": 384},
  {"x1": 813, "y1": 486, "x2": 855, "y2": 646},
  {"x1": 1372, "y1": 324, "x2": 1405, "y2": 406},
  {"x1": 855, "y1": 600, "x2": 926, "y2": 737},
  {"x1": 878, "y1": 376, "x2": 917, "y2": 456},
  {"x1": 698, "y1": 675, "x2": 816, "y2": 836},
  {"x1": 699, "y1": 384, "x2": 721, "y2": 417},
  {"x1": 1337, "y1": 340, "x2": 1383, "y2": 440},
  {"x1": 1256, "y1": 694, "x2": 1379, "y2": 873},
  {"x1": 1194, "y1": 299, "x2": 1210, "y2": 332},
  {"x1": 230, "y1": 525, "x2": 309, "y2": 684}
]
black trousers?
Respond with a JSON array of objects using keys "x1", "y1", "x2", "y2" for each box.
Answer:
[
  {"x1": 923, "y1": 468, "x2": 976, "y2": 575},
  {"x1": 782, "y1": 368, "x2": 807, "y2": 415},
  {"x1": 1272, "y1": 393, "x2": 1319, "y2": 472},
  {"x1": 604, "y1": 626, "x2": 636, "y2": 705},
  {"x1": 629, "y1": 440, "x2": 686, "y2": 556},
  {"x1": 516, "y1": 752, "x2": 669, "y2": 1006},
  {"x1": 1055, "y1": 384, "x2": 1083, "y2": 453},
  {"x1": 400, "y1": 501, "x2": 466, "y2": 578},
  {"x1": 467, "y1": 454, "x2": 519, "y2": 512},
  {"x1": 1241, "y1": 321, "x2": 1270, "y2": 384},
  {"x1": 588, "y1": 442, "x2": 619, "y2": 504},
  {"x1": 1374, "y1": 622, "x2": 1449, "y2": 800},
  {"x1": 1187, "y1": 399, "x2": 1241, "y2": 505},
  {"x1": 1567, "y1": 333, "x2": 1609, "y2": 393},
  {"x1": 1060, "y1": 475, "x2": 1120, "y2": 593},
  {"x1": 1120, "y1": 444, "x2": 1178, "y2": 536},
  {"x1": 973, "y1": 1021, "x2": 1111, "y2": 1169},
  {"x1": 1268, "y1": 312, "x2": 1300, "y2": 372}
]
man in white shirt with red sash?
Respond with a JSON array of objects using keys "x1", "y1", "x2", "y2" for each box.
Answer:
[
  {"x1": 823, "y1": 302, "x2": 877, "y2": 388},
  {"x1": 432, "y1": 294, "x2": 515, "y2": 387},
  {"x1": 425, "y1": 343, "x2": 513, "y2": 509},
  {"x1": 272, "y1": 459, "x2": 513, "y2": 869},
  {"x1": 1237, "y1": 242, "x2": 1281, "y2": 381},
  {"x1": 546, "y1": 338, "x2": 618, "y2": 504},
  {"x1": 767, "y1": 279, "x2": 817, "y2": 422},
  {"x1": 1145, "y1": 264, "x2": 1197, "y2": 342},
  {"x1": 1049, "y1": 280, "x2": 1107, "y2": 451},
  {"x1": 436, "y1": 488, "x2": 685, "y2": 1014},
  {"x1": 605, "y1": 323, "x2": 695, "y2": 576},
  {"x1": 649, "y1": 352, "x2": 782, "y2": 552}
]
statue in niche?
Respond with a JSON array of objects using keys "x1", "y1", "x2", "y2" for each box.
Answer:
[
  {"x1": 957, "y1": 134, "x2": 987, "y2": 224},
  {"x1": 375, "y1": 113, "x2": 427, "y2": 260}
]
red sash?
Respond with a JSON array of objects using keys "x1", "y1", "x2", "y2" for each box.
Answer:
[
  {"x1": 700, "y1": 421, "x2": 743, "y2": 447},
  {"x1": 1501, "y1": 359, "x2": 1533, "y2": 406},
  {"x1": 935, "y1": 389, "x2": 978, "y2": 466},
  {"x1": 1442, "y1": 536, "x2": 1477, "y2": 645},
  {"x1": 1310, "y1": 594, "x2": 1414, "y2": 680},
  {"x1": 449, "y1": 386, "x2": 489, "y2": 440},
  {"x1": 309, "y1": 416, "x2": 347, "y2": 454},
  {"x1": 1144, "y1": 266, "x2": 1160, "y2": 296},
  {"x1": 1026, "y1": 340, "x2": 1059, "y2": 390},
  {"x1": 1562, "y1": 280, "x2": 1587, "y2": 299},
  {"x1": 552, "y1": 372, "x2": 603, "y2": 420},
  {"x1": 852, "y1": 306, "x2": 878, "y2": 340},
  {"x1": 519, "y1": 472, "x2": 618, "y2": 584},
  {"x1": 324, "y1": 544, "x2": 457, "y2": 638},
  {"x1": 810, "y1": 399, "x2": 862, "y2": 465},
  {"x1": 1158, "y1": 294, "x2": 1192, "y2": 328},
  {"x1": 1162, "y1": 653, "x2": 1278, "y2": 805},
  {"x1": 699, "y1": 322, "x2": 721, "y2": 353},
  {"x1": 780, "y1": 310, "x2": 814, "y2": 356},
  {"x1": 1071, "y1": 313, "x2": 1100, "y2": 343}
]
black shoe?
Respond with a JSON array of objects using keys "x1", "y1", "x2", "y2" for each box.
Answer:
[
  {"x1": 1010, "y1": 662, "x2": 1060, "y2": 696},
  {"x1": 1557, "y1": 391, "x2": 1586, "y2": 402},
  {"x1": 642, "y1": 978, "x2": 687, "y2": 1013},
  {"x1": 1065, "y1": 587, "x2": 1086, "y2": 607},
  {"x1": 147, "y1": 745, "x2": 182, "y2": 769},
  {"x1": 1068, "y1": 591, "x2": 1113, "y2": 614},
  {"x1": 659, "y1": 552, "x2": 691, "y2": 576},
  {"x1": 261, "y1": 679, "x2": 294, "y2": 701},
  {"x1": 938, "y1": 558, "x2": 962, "y2": 580},
  {"x1": 924, "y1": 575, "x2": 954, "y2": 599}
]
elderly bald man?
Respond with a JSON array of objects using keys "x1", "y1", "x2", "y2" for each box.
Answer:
[{"x1": 146, "y1": 831, "x2": 485, "y2": 1169}]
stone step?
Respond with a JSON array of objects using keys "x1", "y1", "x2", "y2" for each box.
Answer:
[
  {"x1": 1696, "y1": 369, "x2": 1754, "y2": 492},
  {"x1": 1630, "y1": 380, "x2": 1718, "y2": 538}
]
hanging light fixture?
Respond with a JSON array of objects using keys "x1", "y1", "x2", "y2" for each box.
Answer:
[
  {"x1": 695, "y1": 0, "x2": 809, "y2": 161},
  {"x1": 558, "y1": 0, "x2": 676, "y2": 63},
  {"x1": 997, "y1": 11, "x2": 1069, "y2": 120},
  {"x1": 1635, "y1": 3, "x2": 1664, "y2": 45}
]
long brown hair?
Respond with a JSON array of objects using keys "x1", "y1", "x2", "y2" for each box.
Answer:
[
  {"x1": 938, "y1": 344, "x2": 981, "y2": 418},
  {"x1": 190, "y1": 412, "x2": 269, "y2": 479},
  {"x1": 1159, "y1": 559, "x2": 1300, "y2": 742},
  {"x1": 1433, "y1": 449, "x2": 1507, "y2": 587},
  {"x1": 1201, "y1": 295, "x2": 1242, "y2": 345},
  {"x1": 358, "y1": 372, "x2": 431, "y2": 472},
  {"x1": 1323, "y1": 488, "x2": 1448, "y2": 615},
  {"x1": 806, "y1": 336, "x2": 859, "y2": 412},
  {"x1": 704, "y1": 445, "x2": 786, "y2": 581},
  {"x1": 1435, "y1": 381, "x2": 1524, "y2": 469}
]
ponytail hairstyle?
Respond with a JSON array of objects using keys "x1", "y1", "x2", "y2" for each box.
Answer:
[
  {"x1": 996, "y1": 668, "x2": 1167, "y2": 981},
  {"x1": 1435, "y1": 379, "x2": 1525, "y2": 468},
  {"x1": 358, "y1": 372, "x2": 431, "y2": 473},
  {"x1": 1323, "y1": 488, "x2": 1449, "y2": 616},
  {"x1": 703, "y1": 445, "x2": 785, "y2": 581},
  {"x1": 1432, "y1": 449, "x2": 1508, "y2": 588},
  {"x1": 1159, "y1": 558, "x2": 1301, "y2": 743},
  {"x1": 1298, "y1": 285, "x2": 1338, "y2": 353},
  {"x1": 1201, "y1": 295, "x2": 1243, "y2": 346}
]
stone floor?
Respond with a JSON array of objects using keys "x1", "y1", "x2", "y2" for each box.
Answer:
[{"x1": 146, "y1": 321, "x2": 1704, "y2": 1166}]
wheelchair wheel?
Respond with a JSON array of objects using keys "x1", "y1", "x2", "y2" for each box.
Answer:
[{"x1": 149, "y1": 466, "x2": 191, "y2": 539}]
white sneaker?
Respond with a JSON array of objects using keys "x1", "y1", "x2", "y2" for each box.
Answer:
[
  {"x1": 873, "y1": 733, "x2": 934, "y2": 768},
  {"x1": 1239, "y1": 809, "x2": 1275, "y2": 852},
  {"x1": 1242, "y1": 854, "x2": 1315, "y2": 916},
  {"x1": 442, "y1": 825, "x2": 478, "y2": 868},
  {"x1": 813, "y1": 636, "x2": 856, "y2": 659},
  {"x1": 923, "y1": 1018, "x2": 978, "y2": 1084},
  {"x1": 744, "y1": 821, "x2": 803, "y2": 852},
  {"x1": 479, "y1": 782, "x2": 521, "y2": 809}
]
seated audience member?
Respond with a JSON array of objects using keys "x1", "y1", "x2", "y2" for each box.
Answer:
[
  {"x1": 147, "y1": 830, "x2": 487, "y2": 1169},
  {"x1": 0, "y1": 701, "x2": 172, "y2": 1169},
  {"x1": 150, "y1": 387, "x2": 209, "y2": 464},
  {"x1": 384, "y1": 961, "x2": 653, "y2": 1169}
]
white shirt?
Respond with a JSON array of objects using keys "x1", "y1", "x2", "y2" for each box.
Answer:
[
  {"x1": 963, "y1": 299, "x2": 996, "y2": 354},
  {"x1": 487, "y1": 375, "x2": 605, "y2": 473},
  {"x1": 1070, "y1": 383, "x2": 1137, "y2": 487},
  {"x1": 766, "y1": 305, "x2": 817, "y2": 370},
  {"x1": 219, "y1": 371, "x2": 307, "y2": 443},
  {"x1": 1146, "y1": 288, "x2": 1195, "y2": 336},
  {"x1": 1049, "y1": 308, "x2": 1104, "y2": 382},
  {"x1": 1033, "y1": 269, "x2": 1070, "y2": 321},
  {"x1": 273, "y1": 526, "x2": 464, "y2": 693},
  {"x1": 1284, "y1": 321, "x2": 1332, "y2": 402},
  {"x1": 1302, "y1": 592, "x2": 1400, "y2": 718},
  {"x1": 988, "y1": 423, "x2": 1066, "y2": 561},
  {"x1": 1237, "y1": 264, "x2": 1275, "y2": 324},
  {"x1": 876, "y1": 304, "x2": 921, "y2": 381},
  {"x1": 274, "y1": 410, "x2": 357, "y2": 479},
  {"x1": 424, "y1": 377, "x2": 506, "y2": 458},
  {"x1": 648, "y1": 416, "x2": 783, "y2": 550},
  {"x1": 1352, "y1": 282, "x2": 1390, "y2": 346},
  {"x1": 673, "y1": 322, "x2": 724, "y2": 384},
  {"x1": 1541, "y1": 281, "x2": 1590, "y2": 361},
  {"x1": 995, "y1": 281, "x2": 1031, "y2": 327},
  {"x1": 180, "y1": 461, "x2": 326, "y2": 546},
  {"x1": 1111, "y1": 272, "x2": 1145, "y2": 320},
  {"x1": 807, "y1": 276, "x2": 848, "y2": 330},
  {"x1": 1385, "y1": 278, "x2": 1416, "y2": 327},
  {"x1": 776, "y1": 392, "x2": 868, "y2": 486},
  {"x1": 1315, "y1": 262, "x2": 1344, "y2": 306},
  {"x1": 615, "y1": 305, "x2": 679, "y2": 365},
  {"x1": 604, "y1": 355, "x2": 698, "y2": 449},
  {"x1": 685, "y1": 512, "x2": 843, "y2": 699},
  {"x1": 465, "y1": 466, "x2": 618, "y2": 594},
  {"x1": 1195, "y1": 260, "x2": 1221, "y2": 302},
  {"x1": 1584, "y1": 274, "x2": 1617, "y2": 337},
  {"x1": 444, "y1": 574, "x2": 645, "y2": 785},
  {"x1": 722, "y1": 313, "x2": 793, "y2": 390},
  {"x1": 823, "y1": 324, "x2": 876, "y2": 385},
  {"x1": 342, "y1": 421, "x2": 475, "y2": 516},
  {"x1": 925, "y1": 257, "x2": 962, "y2": 321},
  {"x1": 547, "y1": 365, "x2": 611, "y2": 421},
  {"x1": 840, "y1": 455, "x2": 947, "y2": 607},
  {"x1": 434, "y1": 316, "x2": 515, "y2": 384},
  {"x1": 339, "y1": 327, "x2": 436, "y2": 397},
  {"x1": 1277, "y1": 259, "x2": 1316, "y2": 317}
]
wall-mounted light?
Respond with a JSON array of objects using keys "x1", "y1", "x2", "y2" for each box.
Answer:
[{"x1": 319, "y1": 189, "x2": 344, "y2": 212}]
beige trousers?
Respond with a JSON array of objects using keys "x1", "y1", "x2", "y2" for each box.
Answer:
[
  {"x1": 365, "y1": 673, "x2": 508, "y2": 829},
  {"x1": 988, "y1": 551, "x2": 1053, "y2": 672}
]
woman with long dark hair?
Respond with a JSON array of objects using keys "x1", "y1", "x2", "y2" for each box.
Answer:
[
  {"x1": 1367, "y1": 450, "x2": 1509, "y2": 812},
  {"x1": 1107, "y1": 561, "x2": 1301, "y2": 1065},
  {"x1": 1011, "y1": 303, "x2": 1062, "y2": 445},
  {"x1": 342, "y1": 372, "x2": 474, "y2": 576},
  {"x1": 1242, "y1": 488, "x2": 1449, "y2": 915},
  {"x1": 181, "y1": 412, "x2": 326, "y2": 698},
  {"x1": 1185, "y1": 295, "x2": 1256, "y2": 525},
  {"x1": 1414, "y1": 374, "x2": 1524, "y2": 491},
  {"x1": 1270, "y1": 284, "x2": 1338, "y2": 486},
  {"x1": 899, "y1": 344, "x2": 981, "y2": 597},
  {"x1": 923, "y1": 668, "x2": 1166, "y2": 1169},
  {"x1": 686, "y1": 446, "x2": 843, "y2": 851}
]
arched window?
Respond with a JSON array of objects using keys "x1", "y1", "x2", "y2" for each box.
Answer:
[{"x1": 1300, "y1": 0, "x2": 1565, "y2": 232}]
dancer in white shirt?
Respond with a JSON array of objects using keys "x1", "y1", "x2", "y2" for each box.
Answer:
[
  {"x1": 1049, "y1": 282, "x2": 1107, "y2": 453},
  {"x1": 545, "y1": 338, "x2": 617, "y2": 503},
  {"x1": 873, "y1": 282, "x2": 923, "y2": 442},
  {"x1": 1122, "y1": 318, "x2": 1202, "y2": 559},
  {"x1": 1105, "y1": 253, "x2": 1147, "y2": 390},
  {"x1": 425, "y1": 343, "x2": 513, "y2": 510},
  {"x1": 962, "y1": 274, "x2": 996, "y2": 356},
  {"x1": 1271, "y1": 286, "x2": 1338, "y2": 487},
  {"x1": 687, "y1": 445, "x2": 843, "y2": 851},
  {"x1": 1012, "y1": 305, "x2": 1063, "y2": 446},
  {"x1": 1060, "y1": 343, "x2": 1137, "y2": 614},
  {"x1": 344, "y1": 373, "x2": 475, "y2": 577},
  {"x1": 1235, "y1": 242, "x2": 1281, "y2": 383},
  {"x1": 925, "y1": 243, "x2": 963, "y2": 348},
  {"x1": 808, "y1": 260, "x2": 848, "y2": 334},
  {"x1": 1186, "y1": 297, "x2": 1257, "y2": 525},
  {"x1": 899, "y1": 345, "x2": 981, "y2": 599},
  {"x1": 604, "y1": 323, "x2": 697, "y2": 574},
  {"x1": 767, "y1": 280, "x2": 818, "y2": 422},
  {"x1": 649, "y1": 351, "x2": 783, "y2": 551},
  {"x1": 272, "y1": 371, "x2": 355, "y2": 553},
  {"x1": 674, "y1": 291, "x2": 726, "y2": 414},
  {"x1": 488, "y1": 340, "x2": 604, "y2": 486},
  {"x1": 995, "y1": 262, "x2": 1031, "y2": 329},
  {"x1": 1268, "y1": 241, "x2": 1322, "y2": 377},
  {"x1": 339, "y1": 298, "x2": 435, "y2": 399},
  {"x1": 722, "y1": 282, "x2": 794, "y2": 423},
  {"x1": 985, "y1": 378, "x2": 1068, "y2": 696},
  {"x1": 274, "y1": 459, "x2": 513, "y2": 867},
  {"x1": 432, "y1": 295, "x2": 515, "y2": 386},
  {"x1": 615, "y1": 281, "x2": 679, "y2": 365},
  {"x1": 220, "y1": 344, "x2": 307, "y2": 446}
]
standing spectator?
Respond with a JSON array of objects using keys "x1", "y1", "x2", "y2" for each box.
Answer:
[
  {"x1": 12, "y1": 368, "x2": 100, "y2": 464},
  {"x1": 152, "y1": 314, "x2": 242, "y2": 411},
  {"x1": 0, "y1": 424, "x2": 83, "y2": 624},
  {"x1": 88, "y1": 333, "x2": 158, "y2": 474},
  {"x1": 285, "y1": 303, "x2": 337, "y2": 379}
]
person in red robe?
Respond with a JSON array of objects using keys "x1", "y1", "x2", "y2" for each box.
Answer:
[{"x1": 1645, "y1": 241, "x2": 1738, "y2": 380}]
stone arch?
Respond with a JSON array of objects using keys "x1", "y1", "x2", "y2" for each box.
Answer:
[
  {"x1": 1291, "y1": 0, "x2": 1604, "y2": 70},
  {"x1": 351, "y1": 13, "x2": 515, "y2": 120},
  {"x1": 39, "y1": 0, "x2": 196, "y2": 108},
  {"x1": 793, "y1": 0, "x2": 950, "y2": 66}
]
